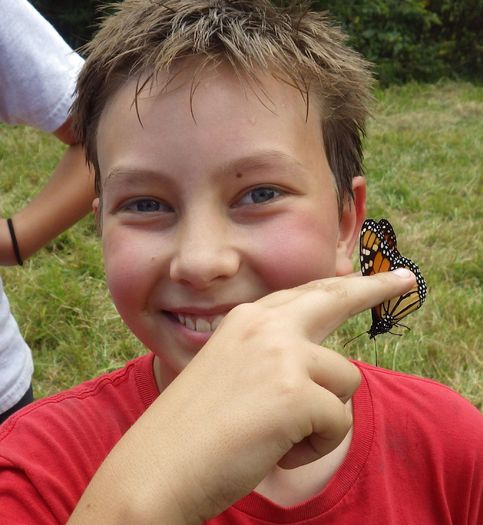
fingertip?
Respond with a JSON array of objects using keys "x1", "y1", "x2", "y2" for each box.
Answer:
[{"x1": 392, "y1": 268, "x2": 414, "y2": 279}]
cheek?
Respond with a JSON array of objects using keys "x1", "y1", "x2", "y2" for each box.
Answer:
[
  {"x1": 102, "y1": 230, "x2": 152, "y2": 316},
  {"x1": 248, "y1": 212, "x2": 338, "y2": 290}
]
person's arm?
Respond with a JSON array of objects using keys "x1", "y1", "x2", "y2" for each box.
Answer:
[
  {"x1": 68, "y1": 270, "x2": 416, "y2": 524},
  {"x1": 0, "y1": 120, "x2": 95, "y2": 265}
]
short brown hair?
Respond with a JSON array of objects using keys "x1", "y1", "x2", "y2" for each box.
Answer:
[{"x1": 73, "y1": 0, "x2": 373, "y2": 211}]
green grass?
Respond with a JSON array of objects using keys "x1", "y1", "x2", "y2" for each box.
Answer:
[{"x1": 1, "y1": 80, "x2": 481, "y2": 409}]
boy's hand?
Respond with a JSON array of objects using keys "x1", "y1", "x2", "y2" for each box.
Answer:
[{"x1": 70, "y1": 269, "x2": 416, "y2": 525}]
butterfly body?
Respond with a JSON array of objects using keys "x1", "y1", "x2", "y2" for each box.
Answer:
[{"x1": 360, "y1": 219, "x2": 427, "y2": 339}]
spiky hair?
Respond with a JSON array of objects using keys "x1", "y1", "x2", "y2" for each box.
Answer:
[{"x1": 73, "y1": 0, "x2": 374, "y2": 210}]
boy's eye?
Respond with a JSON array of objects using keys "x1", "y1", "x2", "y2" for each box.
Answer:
[
  {"x1": 237, "y1": 186, "x2": 282, "y2": 206},
  {"x1": 123, "y1": 198, "x2": 170, "y2": 213}
]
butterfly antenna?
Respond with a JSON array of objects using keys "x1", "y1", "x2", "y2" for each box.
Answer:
[
  {"x1": 343, "y1": 331, "x2": 366, "y2": 348},
  {"x1": 374, "y1": 338, "x2": 378, "y2": 367}
]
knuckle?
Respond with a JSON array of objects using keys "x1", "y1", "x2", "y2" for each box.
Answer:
[
  {"x1": 226, "y1": 302, "x2": 266, "y2": 331},
  {"x1": 323, "y1": 281, "x2": 349, "y2": 300},
  {"x1": 344, "y1": 404, "x2": 353, "y2": 428},
  {"x1": 351, "y1": 363, "x2": 362, "y2": 387},
  {"x1": 278, "y1": 376, "x2": 300, "y2": 399},
  {"x1": 230, "y1": 302, "x2": 284, "y2": 332},
  {"x1": 332, "y1": 398, "x2": 353, "y2": 435},
  {"x1": 229, "y1": 302, "x2": 260, "y2": 319},
  {"x1": 339, "y1": 364, "x2": 361, "y2": 402},
  {"x1": 275, "y1": 375, "x2": 304, "y2": 411},
  {"x1": 348, "y1": 362, "x2": 361, "y2": 389},
  {"x1": 304, "y1": 279, "x2": 350, "y2": 301}
]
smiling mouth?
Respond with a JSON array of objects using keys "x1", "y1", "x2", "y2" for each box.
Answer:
[{"x1": 165, "y1": 311, "x2": 226, "y2": 333}]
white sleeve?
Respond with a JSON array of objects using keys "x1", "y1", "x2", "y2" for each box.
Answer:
[{"x1": 0, "y1": 0, "x2": 85, "y2": 132}]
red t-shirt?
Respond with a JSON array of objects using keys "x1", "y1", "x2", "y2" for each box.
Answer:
[{"x1": 0, "y1": 353, "x2": 481, "y2": 524}]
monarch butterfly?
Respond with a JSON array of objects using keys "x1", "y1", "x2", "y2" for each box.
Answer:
[{"x1": 359, "y1": 218, "x2": 427, "y2": 339}]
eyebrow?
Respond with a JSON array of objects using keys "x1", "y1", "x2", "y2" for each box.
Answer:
[
  {"x1": 103, "y1": 167, "x2": 171, "y2": 189},
  {"x1": 103, "y1": 149, "x2": 308, "y2": 188},
  {"x1": 220, "y1": 150, "x2": 307, "y2": 178}
]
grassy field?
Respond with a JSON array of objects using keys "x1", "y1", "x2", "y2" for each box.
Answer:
[{"x1": 0, "y1": 81, "x2": 481, "y2": 408}]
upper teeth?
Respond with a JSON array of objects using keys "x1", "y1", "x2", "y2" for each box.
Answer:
[{"x1": 177, "y1": 314, "x2": 225, "y2": 332}]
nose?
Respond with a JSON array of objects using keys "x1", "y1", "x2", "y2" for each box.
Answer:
[{"x1": 169, "y1": 212, "x2": 241, "y2": 289}]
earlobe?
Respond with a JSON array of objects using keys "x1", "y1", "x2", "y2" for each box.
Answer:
[
  {"x1": 92, "y1": 197, "x2": 99, "y2": 213},
  {"x1": 92, "y1": 197, "x2": 102, "y2": 233},
  {"x1": 335, "y1": 176, "x2": 366, "y2": 276}
]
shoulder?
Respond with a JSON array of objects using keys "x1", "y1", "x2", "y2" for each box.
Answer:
[
  {"x1": 353, "y1": 362, "x2": 482, "y2": 522},
  {"x1": 0, "y1": 353, "x2": 156, "y2": 446},
  {"x1": 0, "y1": 354, "x2": 157, "y2": 520},
  {"x1": 355, "y1": 360, "x2": 483, "y2": 446},
  {"x1": 355, "y1": 360, "x2": 481, "y2": 415}
]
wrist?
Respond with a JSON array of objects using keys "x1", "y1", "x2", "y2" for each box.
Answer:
[
  {"x1": 0, "y1": 218, "x2": 20, "y2": 266},
  {"x1": 6, "y1": 218, "x2": 23, "y2": 265}
]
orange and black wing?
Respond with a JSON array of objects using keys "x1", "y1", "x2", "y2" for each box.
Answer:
[
  {"x1": 360, "y1": 219, "x2": 399, "y2": 277},
  {"x1": 359, "y1": 219, "x2": 427, "y2": 339}
]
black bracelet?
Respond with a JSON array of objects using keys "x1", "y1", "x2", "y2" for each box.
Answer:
[{"x1": 6, "y1": 218, "x2": 23, "y2": 266}]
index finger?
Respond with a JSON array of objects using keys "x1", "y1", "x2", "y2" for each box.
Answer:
[{"x1": 267, "y1": 269, "x2": 416, "y2": 342}]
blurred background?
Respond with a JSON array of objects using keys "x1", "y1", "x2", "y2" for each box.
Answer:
[{"x1": 31, "y1": 0, "x2": 482, "y2": 85}]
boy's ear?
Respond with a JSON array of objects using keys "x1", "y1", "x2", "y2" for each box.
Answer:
[{"x1": 335, "y1": 176, "x2": 366, "y2": 276}]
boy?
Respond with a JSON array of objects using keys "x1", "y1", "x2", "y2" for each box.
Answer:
[{"x1": 1, "y1": 1, "x2": 481, "y2": 523}]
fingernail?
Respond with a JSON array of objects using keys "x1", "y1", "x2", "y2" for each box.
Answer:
[{"x1": 392, "y1": 268, "x2": 413, "y2": 278}]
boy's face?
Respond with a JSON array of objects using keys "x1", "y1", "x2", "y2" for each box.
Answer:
[{"x1": 95, "y1": 63, "x2": 365, "y2": 386}]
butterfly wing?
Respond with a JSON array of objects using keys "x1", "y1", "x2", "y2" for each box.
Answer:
[
  {"x1": 360, "y1": 219, "x2": 427, "y2": 338},
  {"x1": 388, "y1": 256, "x2": 427, "y2": 318},
  {"x1": 360, "y1": 219, "x2": 399, "y2": 277},
  {"x1": 378, "y1": 218, "x2": 400, "y2": 257}
]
